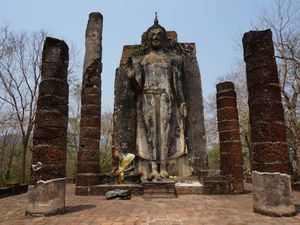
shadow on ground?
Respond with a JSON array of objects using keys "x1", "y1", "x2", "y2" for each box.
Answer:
[{"x1": 64, "y1": 204, "x2": 97, "y2": 214}]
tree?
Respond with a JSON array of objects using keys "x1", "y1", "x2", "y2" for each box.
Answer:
[
  {"x1": 0, "y1": 121, "x2": 20, "y2": 184},
  {"x1": 0, "y1": 28, "x2": 46, "y2": 183},
  {"x1": 0, "y1": 25, "x2": 81, "y2": 183},
  {"x1": 210, "y1": 0, "x2": 300, "y2": 174},
  {"x1": 204, "y1": 60, "x2": 252, "y2": 172},
  {"x1": 100, "y1": 109, "x2": 113, "y2": 173},
  {"x1": 67, "y1": 81, "x2": 81, "y2": 179},
  {"x1": 253, "y1": 0, "x2": 300, "y2": 174},
  {"x1": 204, "y1": 92, "x2": 220, "y2": 169},
  {"x1": 204, "y1": 94, "x2": 218, "y2": 149},
  {"x1": 207, "y1": 143, "x2": 220, "y2": 169},
  {"x1": 68, "y1": 71, "x2": 81, "y2": 153}
]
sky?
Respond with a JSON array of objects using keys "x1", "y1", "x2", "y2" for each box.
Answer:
[{"x1": 0, "y1": 0, "x2": 274, "y2": 110}]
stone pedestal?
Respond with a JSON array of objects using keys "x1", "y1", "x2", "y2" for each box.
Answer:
[
  {"x1": 175, "y1": 181, "x2": 203, "y2": 195},
  {"x1": 196, "y1": 169, "x2": 219, "y2": 184},
  {"x1": 142, "y1": 180, "x2": 176, "y2": 199},
  {"x1": 26, "y1": 178, "x2": 66, "y2": 216},
  {"x1": 203, "y1": 176, "x2": 232, "y2": 195},
  {"x1": 252, "y1": 171, "x2": 296, "y2": 217}
]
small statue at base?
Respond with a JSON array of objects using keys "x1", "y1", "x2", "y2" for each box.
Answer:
[{"x1": 111, "y1": 146, "x2": 135, "y2": 183}]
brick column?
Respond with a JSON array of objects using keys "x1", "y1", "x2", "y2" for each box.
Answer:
[
  {"x1": 31, "y1": 37, "x2": 69, "y2": 182},
  {"x1": 76, "y1": 12, "x2": 103, "y2": 195},
  {"x1": 216, "y1": 82, "x2": 244, "y2": 193},
  {"x1": 243, "y1": 29, "x2": 291, "y2": 174},
  {"x1": 27, "y1": 37, "x2": 69, "y2": 216}
]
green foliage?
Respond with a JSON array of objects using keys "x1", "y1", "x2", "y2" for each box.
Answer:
[
  {"x1": 0, "y1": 178, "x2": 5, "y2": 187},
  {"x1": 8, "y1": 163, "x2": 21, "y2": 183},
  {"x1": 100, "y1": 150, "x2": 112, "y2": 174},
  {"x1": 0, "y1": 143, "x2": 23, "y2": 186},
  {"x1": 207, "y1": 144, "x2": 220, "y2": 169},
  {"x1": 130, "y1": 44, "x2": 149, "y2": 57},
  {"x1": 66, "y1": 149, "x2": 77, "y2": 179}
]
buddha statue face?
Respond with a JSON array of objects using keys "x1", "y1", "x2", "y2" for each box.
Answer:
[{"x1": 147, "y1": 27, "x2": 166, "y2": 49}]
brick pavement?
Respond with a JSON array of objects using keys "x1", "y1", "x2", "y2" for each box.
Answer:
[{"x1": 0, "y1": 184, "x2": 300, "y2": 225}]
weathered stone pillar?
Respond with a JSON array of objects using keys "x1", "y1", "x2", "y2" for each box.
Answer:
[
  {"x1": 252, "y1": 171, "x2": 295, "y2": 216},
  {"x1": 182, "y1": 43, "x2": 207, "y2": 171},
  {"x1": 27, "y1": 37, "x2": 69, "y2": 216},
  {"x1": 76, "y1": 12, "x2": 103, "y2": 195},
  {"x1": 216, "y1": 82, "x2": 244, "y2": 193},
  {"x1": 243, "y1": 29, "x2": 291, "y2": 174}
]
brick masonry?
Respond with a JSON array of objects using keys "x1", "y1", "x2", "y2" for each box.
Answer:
[
  {"x1": 31, "y1": 37, "x2": 69, "y2": 183},
  {"x1": 243, "y1": 29, "x2": 292, "y2": 174},
  {"x1": 216, "y1": 82, "x2": 244, "y2": 193},
  {"x1": 76, "y1": 12, "x2": 103, "y2": 195}
]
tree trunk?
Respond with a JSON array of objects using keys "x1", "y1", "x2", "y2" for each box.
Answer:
[
  {"x1": 20, "y1": 140, "x2": 28, "y2": 184},
  {"x1": 296, "y1": 140, "x2": 300, "y2": 176},
  {"x1": 5, "y1": 146, "x2": 15, "y2": 180}
]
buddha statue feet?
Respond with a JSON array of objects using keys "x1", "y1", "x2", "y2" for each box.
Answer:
[
  {"x1": 149, "y1": 169, "x2": 160, "y2": 180},
  {"x1": 160, "y1": 169, "x2": 169, "y2": 178}
]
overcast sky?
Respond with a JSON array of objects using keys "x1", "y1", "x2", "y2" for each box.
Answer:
[{"x1": 0, "y1": 0, "x2": 275, "y2": 110}]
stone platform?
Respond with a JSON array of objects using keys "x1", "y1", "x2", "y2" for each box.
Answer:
[
  {"x1": 77, "y1": 178, "x2": 204, "y2": 197},
  {"x1": 0, "y1": 183, "x2": 28, "y2": 198},
  {"x1": 142, "y1": 180, "x2": 177, "y2": 199},
  {"x1": 203, "y1": 176, "x2": 232, "y2": 195},
  {"x1": 175, "y1": 181, "x2": 203, "y2": 195}
]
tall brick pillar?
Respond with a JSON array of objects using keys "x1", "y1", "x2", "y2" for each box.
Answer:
[
  {"x1": 216, "y1": 82, "x2": 244, "y2": 193},
  {"x1": 76, "y1": 12, "x2": 103, "y2": 195},
  {"x1": 27, "y1": 37, "x2": 69, "y2": 216},
  {"x1": 243, "y1": 29, "x2": 291, "y2": 174}
]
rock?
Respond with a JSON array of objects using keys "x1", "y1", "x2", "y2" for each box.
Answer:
[
  {"x1": 252, "y1": 171, "x2": 296, "y2": 217},
  {"x1": 105, "y1": 189, "x2": 131, "y2": 200}
]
